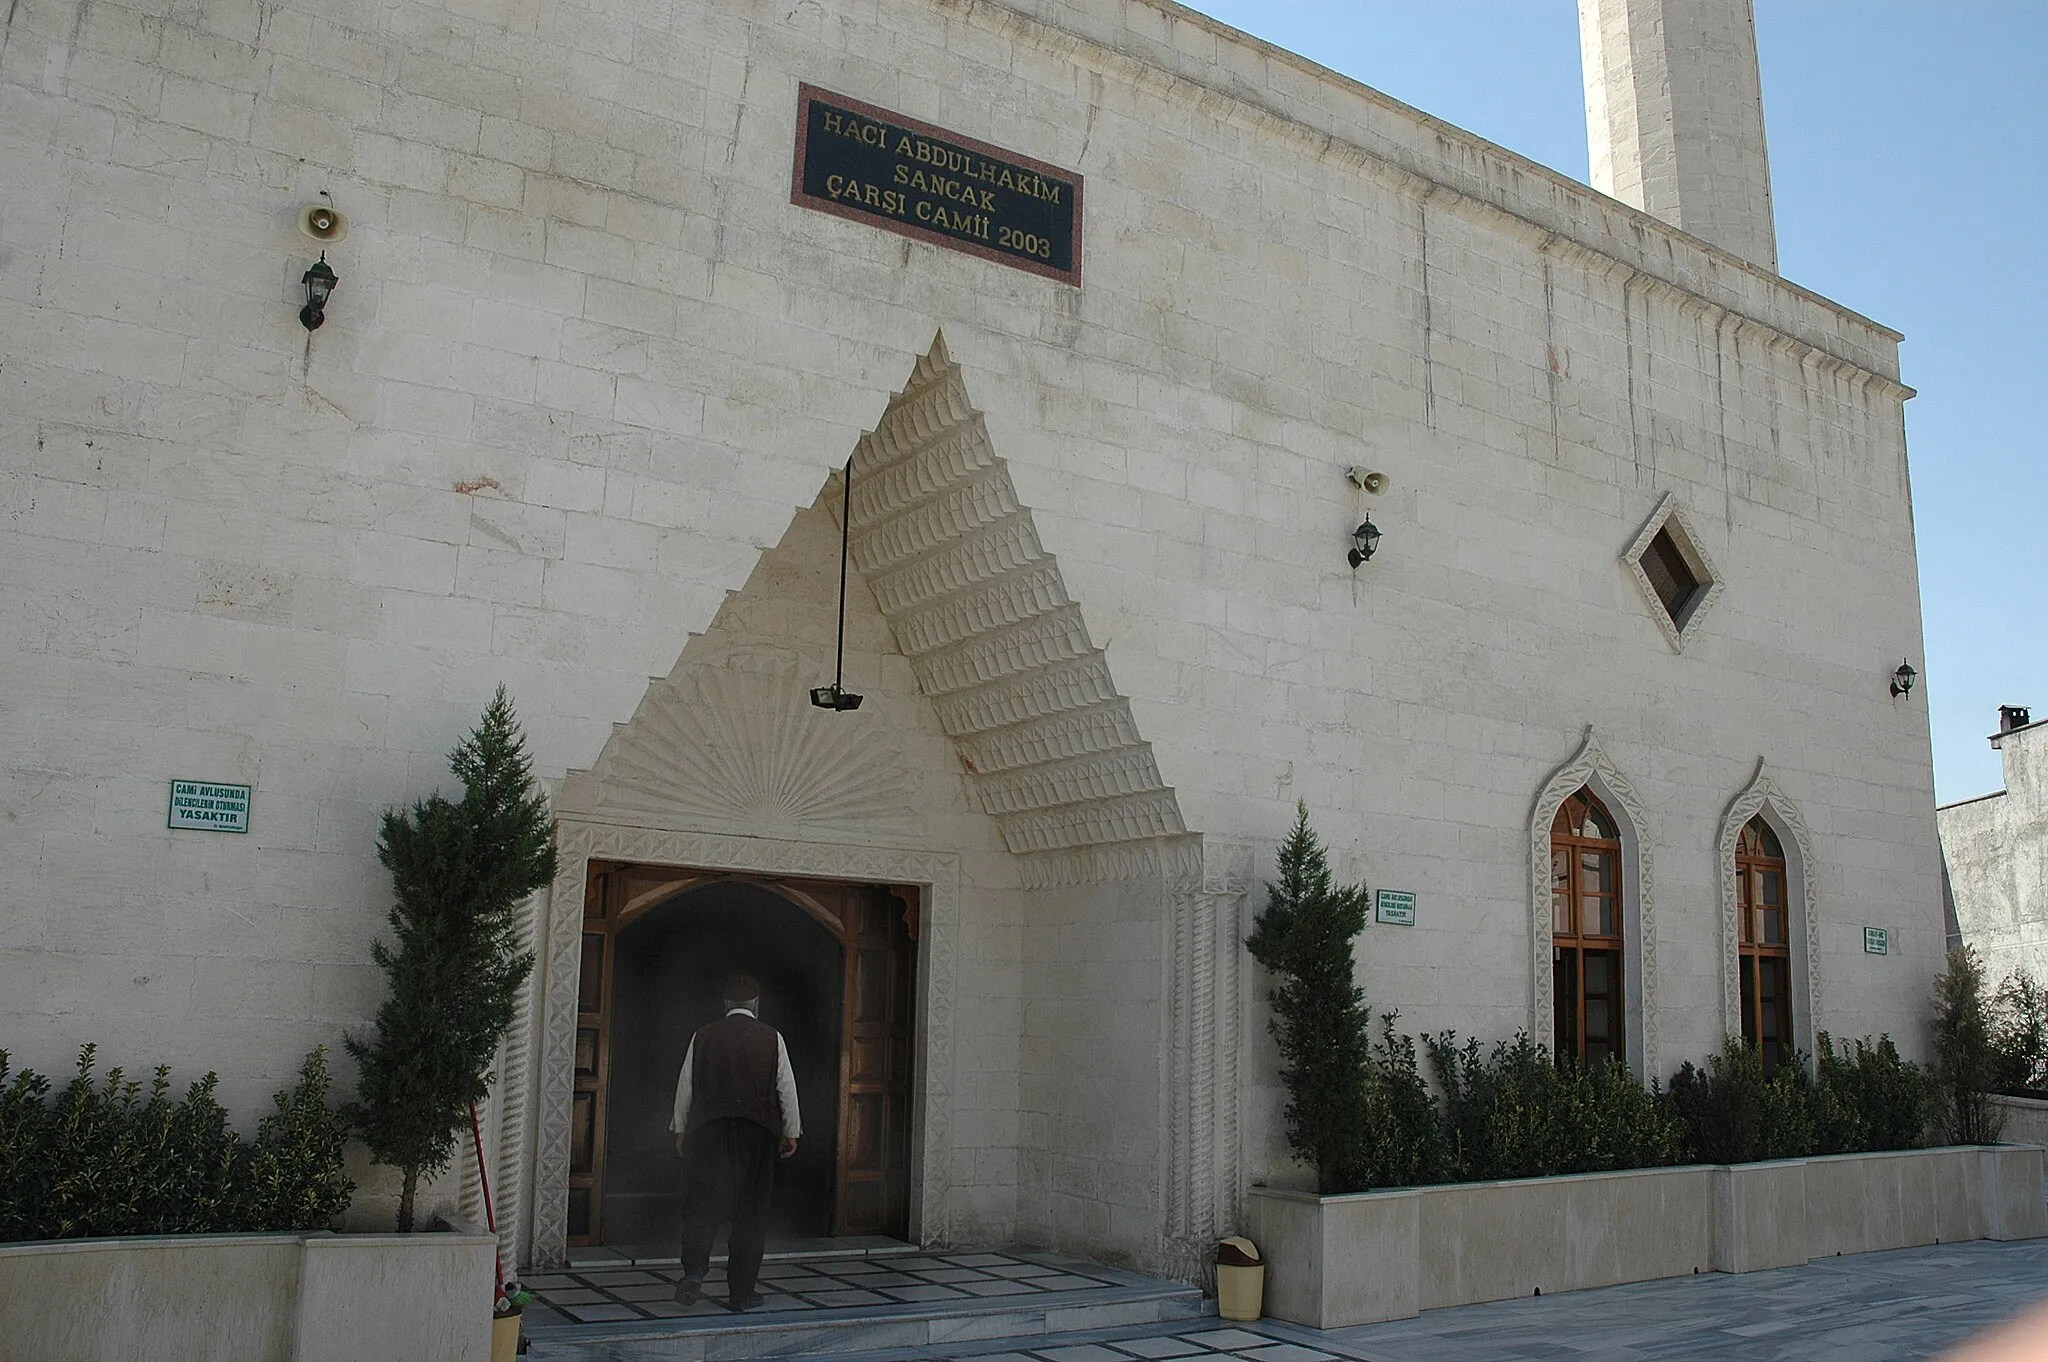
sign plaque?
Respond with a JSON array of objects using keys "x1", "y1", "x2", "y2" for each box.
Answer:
[
  {"x1": 169, "y1": 780, "x2": 251, "y2": 834},
  {"x1": 1375, "y1": 889, "x2": 1417, "y2": 927},
  {"x1": 1863, "y1": 926, "x2": 1890, "y2": 956},
  {"x1": 793, "y1": 85, "x2": 1083, "y2": 286}
]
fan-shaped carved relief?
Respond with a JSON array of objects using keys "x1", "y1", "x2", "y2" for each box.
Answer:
[{"x1": 591, "y1": 658, "x2": 922, "y2": 843}]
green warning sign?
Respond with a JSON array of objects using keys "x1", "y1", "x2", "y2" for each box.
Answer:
[{"x1": 168, "y1": 780, "x2": 251, "y2": 834}]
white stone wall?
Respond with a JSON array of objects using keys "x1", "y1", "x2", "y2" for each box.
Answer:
[
  {"x1": 1018, "y1": 874, "x2": 1167, "y2": 1262},
  {"x1": 1, "y1": 0, "x2": 1941, "y2": 1261},
  {"x1": 1942, "y1": 722, "x2": 2048, "y2": 989}
]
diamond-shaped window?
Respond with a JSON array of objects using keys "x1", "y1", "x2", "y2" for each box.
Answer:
[{"x1": 1622, "y1": 494, "x2": 1721, "y2": 652}]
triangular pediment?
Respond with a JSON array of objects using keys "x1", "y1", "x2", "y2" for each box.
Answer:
[{"x1": 561, "y1": 333, "x2": 1185, "y2": 865}]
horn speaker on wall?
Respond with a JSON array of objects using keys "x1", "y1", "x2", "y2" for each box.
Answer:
[
  {"x1": 298, "y1": 203, "x2": 349, "y2": 243},
  {"x1": 1345, "y1": 467, "x2": 1390, "y2": 494}
]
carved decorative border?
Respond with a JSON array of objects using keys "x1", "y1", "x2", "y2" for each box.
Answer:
[
  {"x1": 516, "y1": 821, "x2": 961, "y2": 1268},
  {"x1": 1716, "y1": 760, "x2": 1822, "y2": 1056},
  {"x1": 1161, "y1": 837, "x2": 1252, "y2": 1281},
  {"x1": 488, "y1": 887, "x2": 544, "y2": 1266},
  {"x1": 1621, "y1": 491, "x2": 1726, "y2": 654},
  {"x1": 1529, "y1": 728, "x2": 1660, "y2": 1077}
]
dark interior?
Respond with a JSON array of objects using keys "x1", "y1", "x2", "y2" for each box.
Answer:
[{"x1": 600, "y1": 882, "x2": 844, "y2": 1249}]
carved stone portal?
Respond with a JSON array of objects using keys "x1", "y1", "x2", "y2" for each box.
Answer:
[{"x1": 500, "y1": 333, "x2": 1240, "y2": 1278}]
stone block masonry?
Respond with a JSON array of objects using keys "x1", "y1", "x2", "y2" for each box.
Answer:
[{"x1": 0, "y1": 0, "x2": 1940, "y2": 1277}]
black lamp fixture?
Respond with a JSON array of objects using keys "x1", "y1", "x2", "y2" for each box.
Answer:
[
  {"x1": 1890, "y1": 659, "x2": 1918, "y2": 699},
  {"x1": 1347, "y1": 515, "x2": 1381, "y2": 569},
  {"x1": 811, "y1": 457, "x2": 864, "y2": 712},
  {"x1": 299, "y1": 253, "x2": 338, "y2": 331}
]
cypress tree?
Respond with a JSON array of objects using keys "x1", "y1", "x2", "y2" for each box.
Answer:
[
  {"x1": 1930, "y1": 946, "x2": 2003, "y2": 1147},
  {"x1": 1245, "y1": 803, "x2": 1374, "y2": 1192},
  {"x1": 345, "y1": 686, "x2": 558, "y2": 1231}
]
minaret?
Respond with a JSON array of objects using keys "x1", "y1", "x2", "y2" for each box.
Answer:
[{"x1": 1578, "y1": 0, "x2": 1778, "y2": 271}]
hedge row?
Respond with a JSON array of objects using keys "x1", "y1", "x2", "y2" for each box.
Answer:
[
  {"x1": 0, "y1": 1044, "x2": 353, "y2": 1243},
  {"x1": 1330, "y1": 1025, "x2": 1928, "y2": 1193}
]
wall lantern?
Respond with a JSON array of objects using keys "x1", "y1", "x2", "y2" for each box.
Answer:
[
  {"x1": 1890, "y1": 659, "x2": 1918, "y2": 699},
  {"x1": 299, "y1": 253, "x2": 338, "y2": 331},
  {"x1": 1347, "y1": 516, "x2": 1381, "y2": 569}
]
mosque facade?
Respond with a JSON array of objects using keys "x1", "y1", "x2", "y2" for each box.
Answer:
[{"x1": 0, "y1": 0, "x2": 1943, "y2": 1276}]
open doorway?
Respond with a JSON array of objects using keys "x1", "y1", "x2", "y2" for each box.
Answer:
[{"x1": 569, "y1": 864, "x2": 918, "y2": 1254}]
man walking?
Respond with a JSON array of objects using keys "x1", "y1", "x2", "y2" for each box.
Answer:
[{"x1": 671, "y1": 972, "x2": 802, "y2": 1311}]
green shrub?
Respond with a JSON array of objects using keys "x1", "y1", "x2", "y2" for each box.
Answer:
[
  {"x1": 1930, "y1": 946, "x2": 2004, "y2": 1145},
  {"x1": 1578, "y1": 1052, "x2": 1685, "y2": 1172},
  {"x1": 1356, "y1": 1015, "x2": 1447, "y2": 1188},
  {"x1": 1989, "y1": 970, "x2": 2048, "y2": 1098},
  {"x1": 0, "y1": 1055, "x2": 53, "y2": 1241},
  {"x1": 1425, "y1": 1031, "x2": 1679, "y2": 1181},
  {"x1": 1430, "y1": 1031, "x2": 1573, "y2": 1179},
  {"x1": 1668, "y1": 1038, "x2": 1815, "y2": 1164},
  {"x1": 0, "y1": 1045, "x2": 353, "y2": 1245},
  {"x1": 241, "y1": 1046, "x2": 355, "y2": 1231},
  {"x1": 1814, "y1": 1033, "x2": 1927, "y2": 1153}
]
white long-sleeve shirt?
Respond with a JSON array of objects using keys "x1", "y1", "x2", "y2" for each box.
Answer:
[{"x1": 669, "y1": 1006, "x2": 803, "y2": 1139}]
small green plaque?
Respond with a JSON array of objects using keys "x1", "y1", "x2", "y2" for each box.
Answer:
[
  {"x1": 1375, "y1": 889, "x2": 1417, "y2": 927},
  {"x1": 169, "y1": 779, "x2": 251, "y2": 834},
  {"x1": 1863, "y1": 926, "x2": 1889, "y2": 956}
]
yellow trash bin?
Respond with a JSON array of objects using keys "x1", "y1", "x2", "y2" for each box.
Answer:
[
  {"x1": 1215, "y1": 1236, "x2": 1264, "y2": 1322},
  {"x1": 490, "y1": 1310, "x2": 522, "y2": 1362}
]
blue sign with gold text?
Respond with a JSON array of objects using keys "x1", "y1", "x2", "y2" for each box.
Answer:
[{"x1": 793, "y1": 86, "x2": 1082, "y2": 286}]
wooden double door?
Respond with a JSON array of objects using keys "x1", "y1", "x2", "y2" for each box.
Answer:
[{"x1": 568, "y1": 863, "x2": 918, "y2": 1249}]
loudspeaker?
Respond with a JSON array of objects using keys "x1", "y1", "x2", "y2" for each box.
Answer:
[
  {"x1": 1345, "y1": 467, "x2": 1391, "y2": 494},
  {"x1": 297, "y1": 203, "x2": 349, "y2": 243}
]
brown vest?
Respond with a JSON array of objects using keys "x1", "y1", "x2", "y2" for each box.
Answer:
[{"x1": 687, "y1": 1011, "x2": 783, "y2": 1135}]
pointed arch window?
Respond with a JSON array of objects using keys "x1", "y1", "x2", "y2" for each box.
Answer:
[
  {"x1": 1736, "y1": 817, "x2": 1793, "y2": 1073},
  {"x1": 1552, "y1": 789, "x2": 1624, "y2": 1067}
]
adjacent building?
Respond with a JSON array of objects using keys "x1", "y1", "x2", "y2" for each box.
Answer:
[{"x1": 1943, "y1": 708, "x2": 2048, "y2": 987}]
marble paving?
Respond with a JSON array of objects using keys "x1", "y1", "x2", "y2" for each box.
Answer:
[
  {"x1": 520, "y1": 1248, "x2": 1143, "y2": 1330},
  {"x1": 785, "y1": 1239, "x2": 2048, "y2": 1362}
]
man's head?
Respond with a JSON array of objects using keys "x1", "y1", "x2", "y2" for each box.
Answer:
[{"x1": 722, "y1": 972, "x2": 762, "y2": 1014}]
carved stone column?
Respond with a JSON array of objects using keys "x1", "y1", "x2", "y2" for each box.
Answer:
[{"x1": 1162, "y1": 836, "x2": 1252, "y2": 1281}]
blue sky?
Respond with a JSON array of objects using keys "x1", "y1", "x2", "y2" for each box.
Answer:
[{"x1": 1181, "y1": 1, "x2": 2048, "y2": 805}]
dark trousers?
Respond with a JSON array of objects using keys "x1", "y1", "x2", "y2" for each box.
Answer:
[{"x1": 678, "y1": 1117, "x2": 778, "y2": 1297}]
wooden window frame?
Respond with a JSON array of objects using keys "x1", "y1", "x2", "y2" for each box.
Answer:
[
  {"x1": 1736, "y1": 817, "x2": 1794, "y2": 1074},
  {"x1": 1551, "y1": 789, "x2": 1626, "y2": 1068},
  {"x1": 1641, "y1": 526, "x2": 1703, "y2": 626}
]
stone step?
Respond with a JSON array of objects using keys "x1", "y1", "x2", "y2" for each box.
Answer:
[
  {"x1": 567, "y1": 1237, "x2": 920, "y2": 1271},
  {"x1": 523, "y1": 1261, "x2": 1208, "y2": 1362}
]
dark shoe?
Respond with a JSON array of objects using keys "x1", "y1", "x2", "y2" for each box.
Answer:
[
  {"x1": 726, "y1": 1292, "x2": 764, "y2": 1312},
  {"x1": 674, "y1": 1274, "x2": 705, "y2": 1305}
]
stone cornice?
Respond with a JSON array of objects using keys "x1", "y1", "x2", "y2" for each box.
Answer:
[{"x1": 959, "y1": 0, "x2": 1909, "y2": 392}]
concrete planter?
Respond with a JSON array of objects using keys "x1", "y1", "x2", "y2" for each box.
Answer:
[
  {"x1": 0, "y1": 1214, "x2": 497, "y2": 1362},
  {"x1": 1246, "y1": 1145, "x2": 2048, "y2": 1328},
  {"x1": 1993, "y1": 1094, "x2": 2048, "y2": 1149}
]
